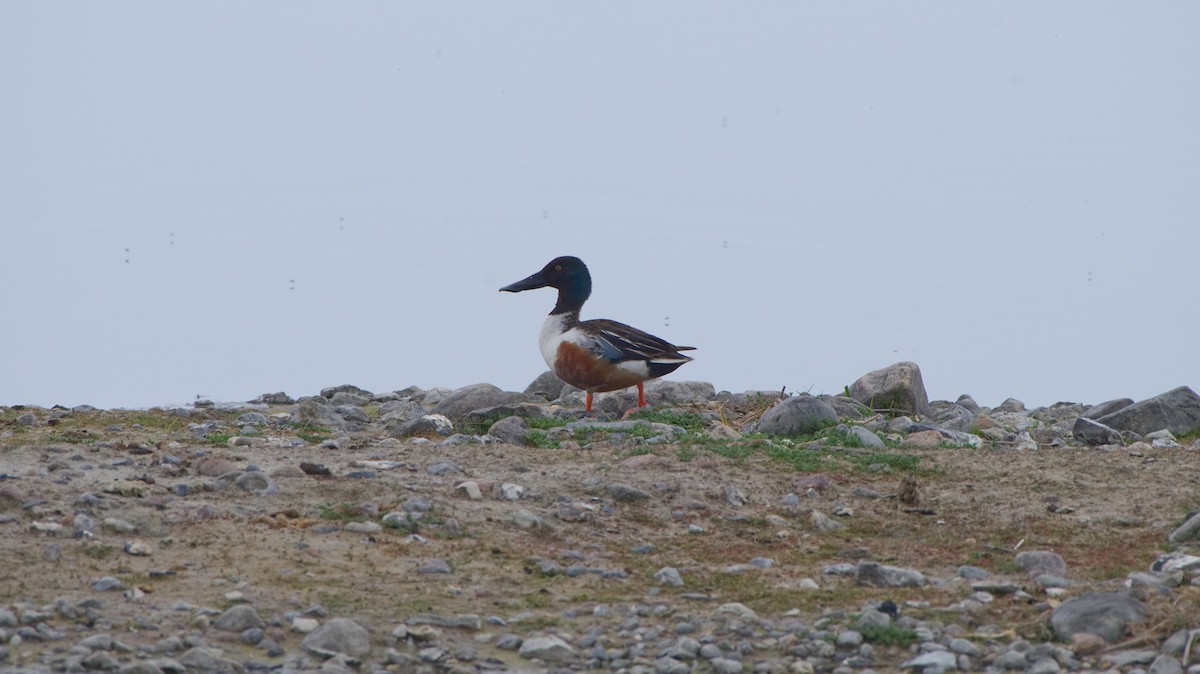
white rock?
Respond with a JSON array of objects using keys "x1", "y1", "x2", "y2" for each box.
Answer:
[
  {"x1": 456, "y1": 481, "x2": 483, "y2": 500},
  {"x1": 123, "y1": 540, "x2": 152, "y2": 556},
  {"x1": 902, "y1": 650, "x2": 958, "y2": 670},
  {"x1": 292, "y1": 617, "x2": 320, "y2": 633},
  {"x1": 344, "y1": 521, "x2": 382, "y2": 534}
]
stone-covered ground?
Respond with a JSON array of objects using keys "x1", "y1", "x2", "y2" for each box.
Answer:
[{"x1": 2, "y1": 364, "x2": 1200, "y2": 674}]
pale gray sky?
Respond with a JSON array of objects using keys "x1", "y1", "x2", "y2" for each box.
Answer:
[{"x1": 2, "y1": 3, "x2": 1197, "y2": 410}]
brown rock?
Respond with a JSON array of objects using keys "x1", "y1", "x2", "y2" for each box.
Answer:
[
  {"x1": 1071, "y1": 632, "x2": 1108, "y2": 655},
  {"x1": 195, "y1": 457, "x2": 237, "y2": 477},
  {"x1": 618, "y1": 454, "x2": 664, "y2": 469},
  {"x1": 903, "y1": 430, "x2": 944, "y2": 447}
]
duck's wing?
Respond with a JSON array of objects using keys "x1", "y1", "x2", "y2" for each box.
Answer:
[{"x1": 580, "y1": 318, "x2": 695, "y2": 363}]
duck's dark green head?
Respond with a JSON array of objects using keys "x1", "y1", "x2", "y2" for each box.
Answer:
[{"x1": 500, "y1": 256, "x2": 592, "y2": 314}]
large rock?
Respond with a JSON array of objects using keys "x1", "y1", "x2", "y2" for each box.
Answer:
[
  {"x1": 848, "y1": 362, "x2": 932, "y2": 417},
  {"x1": 524, "y1": 371, "x2": 569, "y2": 400},
  {"x1": 1083, "y1": 398, "x2": 1134, "y2": 420},
  {"x1": 462, "y1": 403, "x2": 549, "y2": 425},
  {"x1": 300, "y1": 617, "x2": 371, "y2": 658},
  {"x1": 855, "y1": 561, "x2": 926, "y2": 588},
  {"x1": 213, "y1": 605, "x2": 265, "y2": 632},
  {"x1": 1072, "y1": 417, "x2": 1123, "y2": 446},
  {"x1": 291, "y1": 396, "x2": 348, "y2": 430},
  {"x1": 1168, "y1": 511, "x2": 1200, "y2": 544},
  {"x1": 386, "y1": 414, "x2": 453, "y2": 438},
  {"x1": 433, "y1": 383, "x2": 527, "y2": 420},
  {"x1": 750, "y1": 395, "x2": 838, "y2": 436},
  {"x1": 577, "y1": 380, "x2": 716, "y2": 414},
  {"x1": 320, "y1": 384, "x2": 374, "y2": 400},
  {"x1": 642, "y1": 379, "x2": 717, "y2": 404},
  {"x1": 1014, "y1": 550, "x2": 1067, "y2": 579},
  {"x1": 487, "y1": 416, "x2": 529, "y2": 444},
  {"x1": 518, "y1": 635, "x2": 576, "y2": 663},
  {"x1": 1096, "y1": 386, "x2": 1200, "y2": 436},
  {"x1": 1049, "y1": 592, "x2": 1146, "y2": 643}
]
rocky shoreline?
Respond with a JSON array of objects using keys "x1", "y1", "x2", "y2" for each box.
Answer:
[{"x1": 1, "y1": 361, "x2": 1199, "y2": 674}]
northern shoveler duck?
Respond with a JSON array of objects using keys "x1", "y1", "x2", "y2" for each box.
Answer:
[{"x1": 500, "y1": 256, "x2": 695, "y2": 414}]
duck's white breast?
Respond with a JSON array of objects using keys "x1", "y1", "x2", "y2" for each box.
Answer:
[{"x1": 538, "y1": 314, "x2": 575, "y2": 370}]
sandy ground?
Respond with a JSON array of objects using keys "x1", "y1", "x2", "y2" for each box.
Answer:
[{"x1": 1, "y1": 405, "x2": 1198, "y2": 665}]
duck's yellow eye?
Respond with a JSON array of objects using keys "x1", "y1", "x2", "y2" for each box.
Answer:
[{"x1": 554, "y1": 265, "x2": 561, "y2": 271}]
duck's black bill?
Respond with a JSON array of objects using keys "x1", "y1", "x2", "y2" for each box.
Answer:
[{"x1": 499, "y1": 272, "x2": 548, "y2": 293}]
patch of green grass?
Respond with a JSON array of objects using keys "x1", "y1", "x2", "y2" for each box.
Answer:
[
  {"x1": 1177, "y1": 427, "x2": 1200, "y2": 444},
  {"x1": 382, "y1": 511, "x2": 454, "y2": 536},
  {"x1": 699, "y1": 440, "x2": 757, "y2": 461},
  {"x1": 297, "y1": 431, "x2": 329, "y2": 444},
  {"x1": 285, "y1": 421, "x2": 331, "y2": 445},
  {"x1": 205, "y1": 433, "x2": 233, "y2": 446},
  {"x1": 859, "y1": 623, "x2": 919, "y2": 646},
  {"x1": 319, "y1": 503, "x2": 369, "y2": 523},
  {"x1": 625, "y1": 409, "x2": 708, "y2": 432},
  {"x1": 761, "y1": 442, "x2": 829, "y2": 472},
  {"x1": 458, "y1": 414, "x2": 507, "y2": 436},
  {"x1": 84, "y1": 544, "x2": 116, "y2": 560},
  {"x1": 526, "y1": 416, "x2": 570, "y2": 430},
  {"x1": 523, "y1": 429, "x2": 560, "y2": 449},
  {"x1": 45, "y1": 430, "x2": 93, "y2": 444},
  {"x1": 675, "y1": 434, "x2": 926, "y2": 475},
  {"x1": 820, "y1": 428, "x2": 866, "y2": 448}
]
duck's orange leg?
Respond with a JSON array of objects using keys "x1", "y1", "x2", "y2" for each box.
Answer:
[
  {"x1": 585, "y1": 391, "x2": 594, "y2": 414},
  {"x1": 637, "y1": 382, "x2": 647, "y2": 407}
]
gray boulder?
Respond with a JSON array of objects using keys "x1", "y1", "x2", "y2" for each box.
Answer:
[
  {"x1": 232, "y1": 472, "x2": 277, "y2": 495},
  {"x1": 1014, "y1": 550, "x2": 1067, "y2": 579},
  {"x1": 320, "y1": 384, "x2": 374, "y2": 399},
  {"x1": 300, "y1": 617, "x2": 371, "y2": 658},
  {"x1": 1049, "y1": 592, "x2": 1146, "y2": 642},
  {"x1": 1083, "y1": 398, "x2": 1135, "y2": 420},
  {"x1": 213, "y1": 605, "x2": 264, "y2": 632},
  {"x1": 854, "y1": 560, "x2": 926, "y2": 588},
  {"x1": 1072, "y1": 417, "x2": 1122, "y2": 446},
  {"x1": 902, "y1": 651, "x2": 957, "y2": 670},
  {"x1": 433, "y1": 383, "x2": 527, "y2": 420},
  {"x1": 994, "y1": 397, "x2": 1026, "y2": 413},
  {"x1": 1149, "y1": 655, "x2": 1184, "y2": 674},
  {"x1": 1096, "y1": 386, "x2": 1200, "y2": 436},
  {"x1": 1168, "y1": 511, "x2": 1200, "y2": 544},
  {"x1": 848, "y1": 362, "x2": 932, "y2": 417},
  {"x1": 524, "y1": 371, "x2": 569, "y2": 400},
  {"x1": 487, "y1": 416, "x2": 529, "y2": 444},
  {"x1": 955, "y1": 394, "x2": 981, "y2": 413},
  {"x1": 750, "y1": 395, "x2": 838, "y2": 436},
  {"x1": 378, "y1": 399, "x2": 426, "y2": 424},
  {"x1": 848, "y1": 426, "x2": 885, "y2": 448},
  {"x1": 826, "y1": 395, "x2": 870, "y2": 420},
  {"x1": 179, "y1": 647, "x2": 242, "y2": 671},
  {"x1": 291, "y1": 396, "x2": 347, "y2": 429},
  {"x1": 462, "y1": 403, "x2": 549, "y2": 425},
  {"x1": 518, "y1": 635, "x2": 576, "y2": 663},
  {"x1": 642, "y1": 379, "x2": 717, "y2": 404},
  {"x1": 329, "y1": 391, "x2": 371, "y2": 407},
  {"x1": 387, "y1": 414, "x2": 454, "y2": 438}
]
